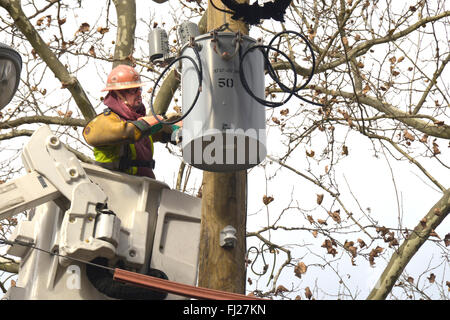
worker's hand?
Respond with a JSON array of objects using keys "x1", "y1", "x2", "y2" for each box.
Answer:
[
  {"x1": 146, "y1": 114, "x2": 181, "y2": 145},
  {"x1": 139, "y1": 113, "x2": 182, "y2": 129},
  {"x1": 164, "y1": 113, "x2": 182, "y2": 143},
  {"x1": 135, "y1": 115, "x2": 164, "y2": 136},
  {"x1": 136, "y1": 113, "x2": 182, "y2": 144},
  {"x1": 140, "y1": 115, "x2": 164, "y2": 127},
  {"x1": 164, "y1": 112, "x2": 182, "y2": 123}
]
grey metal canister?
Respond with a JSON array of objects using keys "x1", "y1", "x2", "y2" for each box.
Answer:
[{"x1": 180, "y1": 32, "x2": 266, "y2": 172}]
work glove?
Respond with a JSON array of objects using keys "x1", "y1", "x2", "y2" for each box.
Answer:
[
  {"x1": 161, "y1": 112, "x2": 182, "y2": 136},
  {"x1": 147, "y1": 113, "x2": 183, "y2": 144},
  {"x1": 131, "y1": 115, "x2": 164, "y2": 137},
  {"x1": 164, "y1": 112, "x2": 183, "y2": 130},
  {"x1": 164, "y1": 113, "x2": 183, "y2": 144}
]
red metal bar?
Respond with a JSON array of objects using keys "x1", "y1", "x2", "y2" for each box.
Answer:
[{"x1": 113, "y1": 268, "x2": 264, "y2": 300}]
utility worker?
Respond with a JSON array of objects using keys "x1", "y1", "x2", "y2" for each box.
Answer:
[{"x1": 83, "y1": 64, "x2": 180, "y2": 179}]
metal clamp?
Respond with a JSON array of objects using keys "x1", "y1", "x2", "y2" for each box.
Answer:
[{"x1": 211, "y1": 31, "x2": 241, "y2": 61}]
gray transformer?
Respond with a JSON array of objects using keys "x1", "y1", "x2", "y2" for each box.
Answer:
[{"x1": 180, "y1": 32, "x2": 267, "y2": 172}]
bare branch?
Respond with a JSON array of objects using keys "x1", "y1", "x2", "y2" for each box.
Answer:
[
  {"x1": 0, "y1": 257, "x2": 19, "y2": 274},
  {"x1": 367, "y1": 188, "x2": 450, "y2": 300},
  {"x1": 111, "y1": 0, "x2": 136, "y2": 68},
  {"x1": 364, "y1": 133, "x2": 446, "y2": 192},
  {"x1": 314, "y1": 86, "x2": 450, "y2": 139},
  {"x1": 412, "y1": 53, "x2": 450, "y2": 115},
  {"x1": 0, "y1": 0, "x2": 97, "y2": 121},
  {"x1": 0, "y1": 116, "x2": 87, "y2": 130}
]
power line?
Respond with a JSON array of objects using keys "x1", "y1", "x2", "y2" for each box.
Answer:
[{"x1": 0, "y1": 237, "x2": 115, "y2": 272}]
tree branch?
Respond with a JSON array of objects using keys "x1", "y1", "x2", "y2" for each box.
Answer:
[
  {"x1": 0, "y1": 129, "x2": 33, "y2": 141},
  {"x1": 175, "y1": 160, "x2": 186, "y2": 191},
  {"x1": 0, "y1": 257, "x2": 19, "y2": 274},
  {"x1": 412, "y1": 52, "x2": 450, "y2": 115},
  {"x1": 364, "y1": 133, "x2": 446, "y2": 192},
  {"x1": 0, "y1": 0, "x2": 97, "y2": 121},
  {"x1": 152, "y1": 69, "x2": 181, "y2": 115},
  {"x1": 314, "y1": 86, "x2": 450, "y2": 139},
  {"x1": 0, "y1": 128, "x2": 93, "y2": 163},
  {"x1": 0, "y1": 116, "x2": 87, "y2": 130},
  {"x1": 267, "y1": 155, "x2": 373, "y2": 238},
  {"x1": 367, "y1": 188, "x2": 450, "y2": 300},
  {"x1": 111, "y1": 0, "x2": 136, "y2": 68},
  {"x1": 271, "y1": 10, "x2": 450, "y2": 76}
]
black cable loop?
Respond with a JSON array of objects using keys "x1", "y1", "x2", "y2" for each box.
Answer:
[
  {"x1": 148, "y1": 29, "x2": 323, "y2": 126},
  {"x1": 239, "y1": 44, "x2": 297, "y2": 108},
  {"x1": 267, "y1": 30, "x2": 315, "y2": 92},
  {"x1": 266, "y1": 31, "x2": 324, "y2": 107},
  {"x1": 240, "y1": 31, "x2": 324, "y2": 108},
  {"x1": 149, "y1": 44, "x2": 203, "y2": 126},
  {"x1": 247, "y1": 245, "x2": 268, "y2": 276}
]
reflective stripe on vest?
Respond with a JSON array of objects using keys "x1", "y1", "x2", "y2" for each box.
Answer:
[
  {"x1": 127, "y1": 143, "x2": 138, "y2": 175},
  {"x1": 93, "y1": 135, "x2": 154, "y2": 175}
]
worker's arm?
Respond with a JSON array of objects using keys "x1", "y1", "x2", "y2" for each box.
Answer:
[
  {"x1": 83, "y1": 111, "x2": 160, "y2": 147},
  {"x1": 140, "y1": 113, "x2": 182, "y2": 144},
  {"x1": 83, "y1": 111, "x2": 180, "y2": 147}
]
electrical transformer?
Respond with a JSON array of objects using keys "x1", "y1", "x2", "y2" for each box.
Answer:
[{"x1": 180, "y1": 32, "x2": 266, "y2": 172}]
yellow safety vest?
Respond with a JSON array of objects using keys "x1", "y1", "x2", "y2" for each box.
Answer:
[
  {"x1": 93, "y1": 137, "x2": 154, "y2": 175},
  {"x1": 83, "y1": 109, "x2": 155, "y2": 176}
]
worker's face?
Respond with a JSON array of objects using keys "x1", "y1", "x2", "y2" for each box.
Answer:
[{"x1": 120, "y1": 87, "x2": 142, "y2": 109}]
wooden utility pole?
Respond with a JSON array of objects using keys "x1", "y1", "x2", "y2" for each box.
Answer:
[{"x1": 197, "y1": 1, "x2": 249, "y2": 294}]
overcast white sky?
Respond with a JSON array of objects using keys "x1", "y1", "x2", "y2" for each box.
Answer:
[{"x1": 1, "y1": 0, "x2": 448, "y2": 300}]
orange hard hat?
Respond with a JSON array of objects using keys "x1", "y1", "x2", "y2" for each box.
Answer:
[{"x1": 102, "y1": 65, "x2": 142, "y2": 91}]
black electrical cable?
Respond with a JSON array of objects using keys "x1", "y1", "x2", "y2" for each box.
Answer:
[
  {"x1": 209, "y1": 0, "x2": 235, "y2": 15},
  {"x1": 0, "y1": 237, "x2": 115, "y2": 272},
  {"x1": 266, "y1": 30, "x2": 324, "y2": 107},
  {"x1": 239, "y1": 44, "x2": 298, "y2": 108},
  {"x1": 209, "y1": 4, "x2": 322, "y2": 107},
  {"x1": 247, "y1": 245, "x2": 268, "y2": 276},
  {"x1": 267, "y1": 31, "x2": 315, "y2": 91},
  {"x1": 148, "y1": 44, "x2": 203, "y2": 126},
  {"x1": 240, "y1": 31, "x2": 324, "y2": 108},
  {"x1": 149, "y1": 29, "x2": 321, "y2": 125}
]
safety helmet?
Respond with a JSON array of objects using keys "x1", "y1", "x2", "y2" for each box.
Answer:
[{"x1": 102, "y1": 65, "x2": 142, "y2": 92}]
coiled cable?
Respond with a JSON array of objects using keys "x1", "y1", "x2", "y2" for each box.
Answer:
[
  {"x1": 239, "y1": 44, "x2": 298, "y2": 108},
  {"x1": 149, "y1": 29, "x2": 322, "y2": 127},
  {"x1": 267, "y1": 30, "x2": 323, "y2": 106},
  {"x1": 148, "y1": 44, "x2": 203, "y2": 125},
  {"x1": 240, "y1": 30, "x2": 323, "y2": 107}
]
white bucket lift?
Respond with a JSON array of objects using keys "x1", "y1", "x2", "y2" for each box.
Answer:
[{"x1": 0, "y1": 126, "x2": 202, "y2": 300}]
